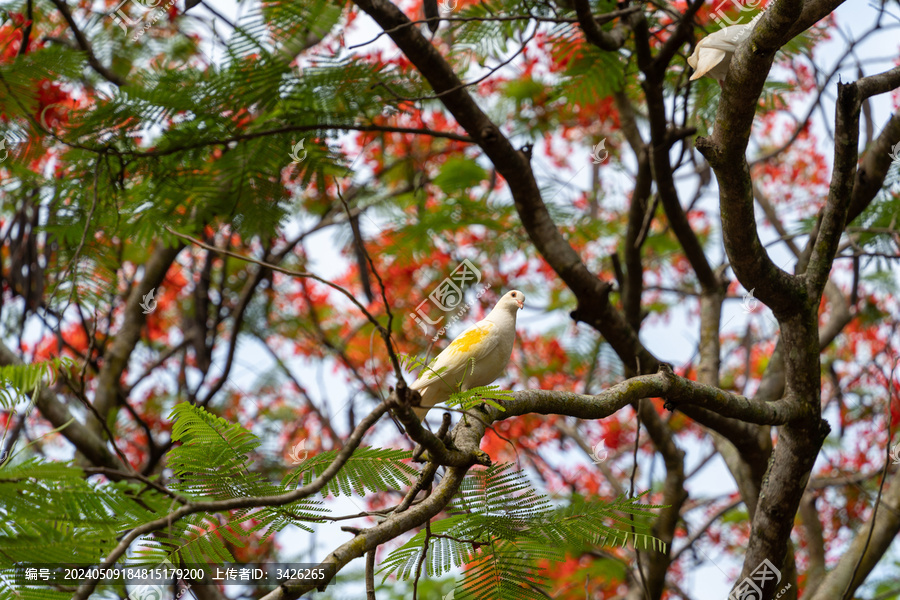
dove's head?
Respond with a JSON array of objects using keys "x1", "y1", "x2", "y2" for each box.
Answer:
[{"x1": 502, "y1": 290, "x2": 525, "y2": 311}]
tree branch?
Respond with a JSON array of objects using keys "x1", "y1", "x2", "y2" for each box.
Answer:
[
  {"x1": 847, "y1": 110, "x2": 900, "y2": 225},
  {"x1": 0, "y1": 341, "x2": 127, "y2": 472},
  {"x1": 572, "y1": 0, "x2": 627, "y2": 51},
  {"x1": 45, "y1": 0, "x2": 126, "y2": 86},
  {"x1": 695, "y1": 0, "x2": 809, "y2": 318},
  {"x1": 351, "y1": 0, "x2": 660, "y2": 376},
  {"x1": 493, "y1": 365, "x2": 809, "y2": 425},
  {"x1": 807, "y1": 463, "x2": 900, "y2": 600},
  {"x1": 89, "y1": 243, "x2": 184, "y2": 441},
  {"x1": 262, "y1": 464, "x2": 470, "y2": 600},
  {"x1": 805, "y1": 81, "x2": 861, "y2": 300},
  {"x1": 71, "y1": 401, "x2": 391, "y2": 600}
]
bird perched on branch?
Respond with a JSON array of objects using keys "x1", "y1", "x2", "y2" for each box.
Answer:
[
  {"x1": 410, "y1": 290, "x2": 525, "y2": 420},
  {"x1": 688, "y1": 14, "x2": 762, "y2": 84}
]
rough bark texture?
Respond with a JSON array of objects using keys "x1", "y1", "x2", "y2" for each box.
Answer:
[{"x1": 11, "y1": 1, "x2": 900, "y2": 599}]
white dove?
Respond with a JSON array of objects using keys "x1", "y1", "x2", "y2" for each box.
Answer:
[
  {"x1": 688, "y1": 15, "x2": 762, "y2": 83},
  {"x1": 410, "y1": 290, "x2": 524, "y2": 420}
]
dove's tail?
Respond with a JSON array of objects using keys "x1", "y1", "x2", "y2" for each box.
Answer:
[{"x1": 411, "y1": 384, "x2": 447, "y2": 421}]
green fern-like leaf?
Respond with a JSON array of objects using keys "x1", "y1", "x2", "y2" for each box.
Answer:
[
  {"x1": 0, "y1": 357, "x2": 77, "y2": 409},
  {"x1": 380, "y1": 465, "x2": 668, "y2": 600},
  {"x1": 168, "y1": 402, "x2": 268, "y2": 499},
  {"x1": 129, "y1": 404, "x2": 329, "y2": 561},
  {"x1": 282, "y1": 446, "x2": 419, "y2": 496},
  {"x1": 446, "y1": 384, "x2": 513, "y2": 413},
  {"x1": 0, "y1": 459, "x2": 168, "y2": 568}
]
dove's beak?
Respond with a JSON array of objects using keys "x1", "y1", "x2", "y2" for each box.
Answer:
[{"x1": 516, "y1": 299, "x2": 524, "y2": 310}]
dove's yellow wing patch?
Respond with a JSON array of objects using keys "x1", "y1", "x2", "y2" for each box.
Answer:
[
  {"x1": 446, "y1": 322, "x2": 495, "y2": 354},
  {"x1": 412, "y1": 322, "x2": 499, "y2": 389}
]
